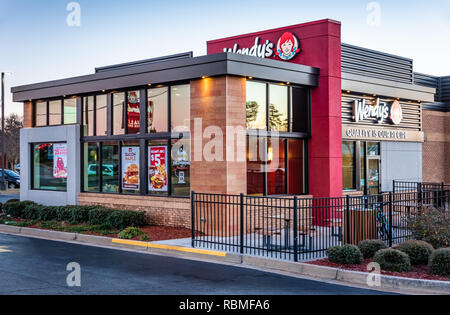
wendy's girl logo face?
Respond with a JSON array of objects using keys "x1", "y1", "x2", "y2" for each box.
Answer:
[{"x1": 276, "y1": 32, "x2": 301, "y2": 61}]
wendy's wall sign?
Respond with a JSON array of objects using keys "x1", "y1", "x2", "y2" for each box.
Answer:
[{"x1": 353, "y1": 98, "x2": 403, "y2": 125}]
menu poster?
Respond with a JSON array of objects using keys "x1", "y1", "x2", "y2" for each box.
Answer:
[
  {"x1": 127, "y1": 91, "x2": 140, "y2": 133},
  {"x1": 149, "y1": 146, "x2": 168, "y2": 192},
  {"x1": 122, "y1": 147, "x2": 140, "y2": 190},
  {"x1": 53, "y1": 143, "x2": 68, "y2": 179}
]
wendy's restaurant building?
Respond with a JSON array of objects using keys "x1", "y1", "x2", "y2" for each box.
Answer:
[{"x1": 11, "y1": 19, "x2": 445, "y2": 229}]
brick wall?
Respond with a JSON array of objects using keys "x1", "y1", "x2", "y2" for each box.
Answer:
[
  {"x1": 422, "y1": 109, "x2": 450, "y2": 183},
  {"x1": 78, "y1": 193, "x2": 191, "y2": 228}
]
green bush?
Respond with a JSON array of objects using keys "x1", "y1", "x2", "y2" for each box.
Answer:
[
  {"x1": 2, "y1": 201, "x2": 36, "y2": 218},
  {"x1": 428, "y1": 248, "x2": 450, "y2": 276},
  {"x1": 393, "y1": 240, "x2": 434, "y2": 265},
  {"x1": 373, "y1": 249, "x2": 411, "y2": 272},
  {"x1": 326, "y1": 245, "x2": 363, "y2": 264},
  {"x1": 408, "y1": 206, "x2": 450, "y2": 249},
  {"x1": 5, "y1": 198, "x2": 20, "y2": 204},
  {"x1": 358, "y1": 239, "x2": 388, "y2": 259},
  {"x1": 118, "y1": 227, "x2": 144, "y2": 240}
]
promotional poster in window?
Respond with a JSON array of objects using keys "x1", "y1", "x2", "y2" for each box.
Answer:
[
  {"x1": 149, "y1": 146, "x2": 168, "y2": 192},
  {"x1": 53, "y1": 143, "x2": 68, "y2": 179},
  {"x1": 122, "y1": 147, "x2": 140, "y2": 190}
]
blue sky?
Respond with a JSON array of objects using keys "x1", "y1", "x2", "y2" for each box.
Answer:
[{"x1": 0, "y1": 0, "x2": 449, "y2": 116}]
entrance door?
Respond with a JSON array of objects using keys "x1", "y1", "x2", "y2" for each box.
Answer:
[{"x1": 367, "y1": 158, "x2": 380, "y2": 195}]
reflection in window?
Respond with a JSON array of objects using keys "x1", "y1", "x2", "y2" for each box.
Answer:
[
  {"x1": 102, "y1": 142, "x2": 119, "y2": 193},
  {"x1": 247, "y1": 137, "x2": 265, "y2": 196},
  {"x1": 246, "y1": 81, "x2": 266, "y2": 130},
  {"x1": 342, "y1": 141, "x2": 356, "y2": 190},
  {"x1": 171, "y1": 85, "x2": 190, "y2": 132},
  {"x1": 49, "y1": 100, "x2": 62, "y2": 125},
  {"x1": 64, "y1": 98, "x2": 77, "y2": 125},
  {"x1": 83, "y1": 96, "x2": 95, "y2": 136},
  {"x1": 171, "y1": 138, "x2": 190, "y2": 196},
  {"x1": 96, "y1": 94, "x2": 107, "y2": 136},
  {"x1": 83, "y1": 142, "x2": 99, "y2": 192},
  {"x1": 148, "y1": 87, "x2": 168, "y2": 133},
  {"x1": 267, "y1": 138, "x2": 286, "y2": 195},
  {"x1": 127, "y1": 91, "x2": 140, "y2": 134},
  {"x1": 32, "y1": 143, "x2": 67, "y2": 191},
  {"x1": 291, "y1": 87, "x2": 308, "y2": 133},
  {"x1": 113, "y1": 92, "x2": 125, "y2": 135},
  {"x1": 35, "y1": 101, "x2": 47, "y2": 126},
  {"x1": 360, "y1": 143, "x2": 366, "y2": 192},
  {"x1": 269, "y1": 85, "x2": 288, "y2": 132},
  {"x1": 367, "y1": 142, "x2": 380, "y2": 156},
  {"x1": 288, "y1": 139, "x2": 305, "y2": 195}
]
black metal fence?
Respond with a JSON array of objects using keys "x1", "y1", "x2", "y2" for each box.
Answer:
[{"x1": 192, "y1": 183, "x2": 449, "y2": 262}]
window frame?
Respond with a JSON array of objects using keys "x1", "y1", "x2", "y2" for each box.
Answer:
[{"x1": 33, "y1": 97, "x2": 79, "y2": 127}]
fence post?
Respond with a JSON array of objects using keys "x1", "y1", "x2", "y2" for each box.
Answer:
[
  {"x1": 191, "y1": 191, "x2": 195, "y2": 248},
  {"x1": 418, "y1": 182, "x2": 422, "y2": 206},
  {"x1": 392, "y1": 180, "x2": 396, "y2": 194},
  {"x1": 388, "y1": 192, "x2": 393, "y2": 247},
  {"x1": 293, "y1": 196, "x2": 298, "y2": 262},
  {"x1": 440, "y1": 182, "x2": 445, "y2": 208},
  {"x1": 240, "y1": 193, "x2": 244, "y2": 255},
  {"x1": 345, "y1": 195, "x2": 350, "y2": 245}
]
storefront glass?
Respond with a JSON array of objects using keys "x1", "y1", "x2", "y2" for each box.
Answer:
[
  {"x1": 113, "y1": 92, "x2": 125, "y2": 135},
  {"x1": 83, "y1": 142, "x2": 99, "y2": 192},
  {"x1": 127, "y1": 91, "x2": 141, "y2": 134},
  {"x1": 148, "y1": 87, "x2": 168, "y2": 133},
  {"x1": 269, "y1": 85, "x2": 288, "y2": 132},
  {"x1": 171, "y1": 138, "x2": 190, "y2": 196},
  {"x1": 63, "y1": 98, "x2": 77, "y2": 125},
  {"x1": 247, "y1": 137, "x2": 265, "y2": 196},
  {"x1": 32, "y1": 143, "x2": 67, "y2": 191},
  {"x1": 49, "y1": 100, "x2": 62, "y2": 125},
  {"x1": 96, "y1": 94, "x2": 108, "y2": 136},
  {"x1": 267, "y1": 138, "x2": 286, "y2": 195},
  {"x1": 291, "y1": 87, "x2": 309, "y2": 133},
  {"x1": 148, "y1": 140, "x2": 169, "y2": 196},
  {"x1": 288, "y1": 139, "x2": 305, "y2": 195},
  {"x1": 121, "y1": 141, "x2": 140, "y2": 194},
  {"x1": 102, "y1": 142, "x2": 120, "y2": 193},
  {"x1": 342, "y1": 141, "x2": 355, "y2": 190},
  {"x1": 246, "y1": 81, "x2": 267, "y2": 130},
  {"x1": 83, "y1": 96, "x2": 95, "y2": 136},
  {"x1": 171, "y1": 85, "x2": 190, "y2": 132},
  {"x1": 35, "y1": 101, "x2": 47, "y2": 127}
]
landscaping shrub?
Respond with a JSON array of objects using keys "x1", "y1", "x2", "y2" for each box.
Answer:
[
  {"x1": 22, "y1": 204, "x2": 42, "y2": 220},
  {"x1": 5, "y1": 198, "x2": 20, "y2": 204},
  {"x1": 2, "y1": 201, "x2": 36, "y2": 218},
  {"x1": 326, "y1": 245, "x2": 363, "y2": 264},
  {"x1": 118, "y1": 227, "x2": 144, "y2": 240},
  {"x1": 0, "y1": 202, "x2": 3, "y2": 212},
  {"x1": 428, "y1": 248, "x2": 450, "y2": 276},
  {"x1": 408, "y1": 206, "x2": 450, "y2": 249},
  {"x1": 373, "y1": 248, "x2": 411, "y2": 272},
  {"x1": 358, "y1": 239, "x2": 388, "y2": 259},
  {"x1": 88, "y1": 208, "x2": 111, "y2": 226},
  {"x1": 393, "y1": 240, "x2": 434, "y2": 265}
]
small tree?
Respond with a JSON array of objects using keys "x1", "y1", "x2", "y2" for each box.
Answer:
[{"x1": 2, "y1": 114, "x2": 23, "y2": 170}]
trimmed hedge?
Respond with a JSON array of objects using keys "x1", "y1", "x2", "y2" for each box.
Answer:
[
  {"x1": 393, "y1": 240, "x2": 434, "y2": 265},
  {"x1": 428, "y1": 248, "x2": 450, "y2": 276},
  {"x1": 373, "y1": 248, "x2": 411, "y2": 272},
  {"x1": 1, "y1": 200, "x2": 146, "y2": 230},
  {"x1": 358, "y1": 239, "x2": 388, "y2": 259},
  {"x1": 326, "y1": 245, "x2": 363, "y2": 265}
]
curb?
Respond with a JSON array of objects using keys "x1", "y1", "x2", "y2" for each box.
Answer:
[{"x1": 1, "y1": 224, "x2": 449, "y2": 294}]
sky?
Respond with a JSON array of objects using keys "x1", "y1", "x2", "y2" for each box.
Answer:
[{"x1": 0, "y1": 0, "x2": 449, "y2": 117}]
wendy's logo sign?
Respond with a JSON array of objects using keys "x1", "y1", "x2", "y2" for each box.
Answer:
[
  {"x1": 276, "y1": 32, "x2": 301, "y2": 61},
  {"x1": 353, "y1": 98, "x2": 403, "y2": 125},
  {"x1": 222, "y1": 32, "x2": 301, "y2": 61}
]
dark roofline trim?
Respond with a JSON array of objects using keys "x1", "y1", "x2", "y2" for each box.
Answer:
[{"x1": 12, "y1": 53, "x2": 319, "y2": 102}]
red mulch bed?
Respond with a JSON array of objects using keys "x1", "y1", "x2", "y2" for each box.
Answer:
[
  {"x1": 306, "y1": 258, "x2": 450, "y2": 282},
  {"x1": 117, "y1": 226, "x2": 193, "y2": 242}
]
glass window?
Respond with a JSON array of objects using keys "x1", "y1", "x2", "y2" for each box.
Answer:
[
  {"x1": 148, "y1": 140, "x2": 169, "y2": 196},
  {"x1": 247, "y1": 137, "x2": 265, "y2": 196},
  {"x1": 83, "y1": 96, "x2": 95, "y2": 137},
  {"x1": 267, "y1": 138, "x2": 286, "y2": 195},
  {"x1": 32, "y1": 143, "x2": 67, "y2": 191},
  {"x1": 342, "y1": 141, "x2": 356, "y2": 190},
  {"x1": 291, "y1": 87, "x2": 309, "y2": 133},
  {"x1": 49, "y1": 100, "x2": 62, "y2": 125},
  {"x1": 96, "y1": 94, "x2": 107, "y2": 136},
  {"x1": 127, "y1": 90, "x2": 141, "y2": 134},
  {"x1": 269, "y1": 85, "x2": 288, "y2": 132},
  {"x1": 246, "y1": 81, "x2": 267, "y2": 130},
  {"x1": 148, "y1": 87, "x2": 168, "y2": 133},
  {"x1": 102, "y1": 142, "x2": 119, "y2": 193},
  {"x1": 121, "y1": 141, "x2": 140, "y2": 194},
  {"x1": 35, "y1": 101, "x2": 47, "y2": 126},
  {"x1": 113, "y1": 92, "x2": 125, "y2": 135},
  {"x1": 171, "y1": 138, "x2": 190, "y2": 196},
  {"x1": 360, "y1": 142, "x2": 366, "y2": 192},
  {"x1": 367, "y1": 142, "x2": 380, "y2": 156},
  {"x1": 83, "y1": 142, "x2": 99, "y2": 192},
  {"x1": 171, "y1": 85, "x2": 190, "y2": 132},
  {"x1": 63, "y1": 98, "x2": 77, "y2": 125},
  {"x1": 288, "y1": 139, "x2": 305, "y2": 195}
]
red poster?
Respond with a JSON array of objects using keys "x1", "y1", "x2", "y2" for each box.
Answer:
[
  {"x1": 149, "y1": 146, "x2": 168, "y2": 192},
  {"x1": 127, "y1": 91, "x2": 140, "y2": 132}
]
